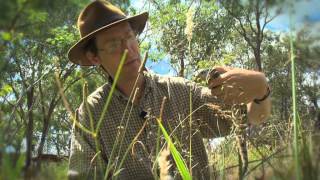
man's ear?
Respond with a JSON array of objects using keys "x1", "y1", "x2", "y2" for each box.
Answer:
[{"x1": 85, "y1": 51, "x2": 101, "y2": 65}]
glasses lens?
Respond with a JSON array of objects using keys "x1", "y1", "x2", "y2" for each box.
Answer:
[{"x1": 101, "y1": 32, "x2": 137, "y2": 54}]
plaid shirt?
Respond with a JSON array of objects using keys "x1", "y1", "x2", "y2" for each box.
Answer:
[{"x1": 68, "y1": 71, "x2": 233, "y2": 180}]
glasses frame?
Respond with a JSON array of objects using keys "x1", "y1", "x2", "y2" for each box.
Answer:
[{"x1": 97, "y1": 30, "x2": 138, "y2": 54}]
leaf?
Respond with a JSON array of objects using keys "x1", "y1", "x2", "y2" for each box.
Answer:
[
  {"x1": 0, "y1": 84, "x2": 13, "y2": 97},
  {"x1": 157, "y1": 119, "x2": 192, "y2": 180},
  {"x1": 1, "y1": 32, "x2": 12, "y2": 41},
  {"x1": 27, "y1": 10, "x2": 48, "y2": 23}
]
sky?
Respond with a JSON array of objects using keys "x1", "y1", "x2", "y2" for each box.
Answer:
[
  {"x1": 132, "y1": 0, "x2": 320, "y2": 75},
  {"x1": 267, "y1": 0, "x2": 320, "y2": 32}
]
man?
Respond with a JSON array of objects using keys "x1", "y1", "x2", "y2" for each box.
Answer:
[{"x1": 67, "y1": 1, "x2": 271, "y2": 179}]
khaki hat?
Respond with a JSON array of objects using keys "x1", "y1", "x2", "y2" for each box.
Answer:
[{"x1": 67, "y1": 0, "x2": 148, "y2": 66}]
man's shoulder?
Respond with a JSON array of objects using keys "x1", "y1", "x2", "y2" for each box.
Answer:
[
  {"x1": 87, "y1": 83, "x2": 110, "y2": 106},
  {"x1": 77, "y1": 83, "x2": 110, "y2": 112},
  {"x1": 75, "y1": 83, "x2": 111, "y2": 124}
]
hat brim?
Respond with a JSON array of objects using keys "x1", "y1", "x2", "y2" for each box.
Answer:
[{"x1": 68, "y1": 12, "x2": 148, "y2": 66}]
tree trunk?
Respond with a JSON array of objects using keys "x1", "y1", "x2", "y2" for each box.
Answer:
[
  {"x1": 179, "y1": 58, "x2": 185, "y2": 77},
  {"x1": 178, "y1": 50, "x2": 185, "y2": 77},
  {"x1": 56, "y1": 134, "x2": 61, "y2": 156},
  {"x1": 254, "y1": 46, "x2": 262, "y2": 72},
  {"x1": 25, "y1": 86, "x2": 34, "y2": 171},
  {"x1": 311, "y1": 98, "x2": 320, "y2": 130},
  {"x1": 316, "y1": 111, "x2": 320, "y2": 130},
  {"x1": 37, "y1": 100, "x2": 56, "y2": 157}
]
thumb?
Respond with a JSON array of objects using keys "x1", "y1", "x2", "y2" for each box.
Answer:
[
  {"x1": 208, "y1": 75, "x2": 226, "y2": 89},
  {"x1": 207, "y1": 66, "x2": 229, "y2": 85}
]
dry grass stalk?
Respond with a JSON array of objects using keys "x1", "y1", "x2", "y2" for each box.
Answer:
[
  {"x1": 185, "y1": 7, "x2": 195, "y2": 42},
  {"x1": 206, "y1": 103, "x2": 249, "y2": 178},
  {"x1": 232, "y1": 104, "x2": 249, "y2": 179},
  {"x1": 158, "y1": 145, "x2": 173, "y2": 180}
]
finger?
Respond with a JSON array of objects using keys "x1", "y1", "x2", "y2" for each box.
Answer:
[
  {"x1": 210, "y1": 84, "x2": 222, "y2": 89},
  {"x1": 207, "y1": 69, "x2": 230, "y2": 88},
  {"x1": 208, "y1": 69, "x2": 221, "y2": 80},
  {"x1": 208, "y1": 77, "x2": 224, "y2": 89},
  {"x1": 212, "y1": 66, "x2": 233, "y2": 74},
  {"x1": 210, "y1": 86, "x2": 224, "y2": 98},
  {"x1": 207, "y1": 66, "x2": 232, "y2": 84},
  {"x1": 206, "y1": 68, "x2": 221, "y2": 84}
]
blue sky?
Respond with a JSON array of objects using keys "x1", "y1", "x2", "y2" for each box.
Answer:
[
  {"x1": 132, "y1": 0, "x2": 320, "y2": 75},
  {"x1": 267, "y1": 0, "x2": 320, "y2": 31}
]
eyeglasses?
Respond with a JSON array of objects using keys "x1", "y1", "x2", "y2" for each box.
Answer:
[{"x1": 97, "y1": 32, "x2": 137, "y2": 54}]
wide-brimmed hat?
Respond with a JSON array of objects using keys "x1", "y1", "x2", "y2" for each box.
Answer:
[{"x1": 67, "y1": 0, "x2": 148, "y2": 66}]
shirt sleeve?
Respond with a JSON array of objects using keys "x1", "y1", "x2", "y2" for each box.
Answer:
[
  {"x1": 68, "y1": 106, "x2": 107, "y2": 180},
  {"x1": 188, "y1": 81, "x2": 233, "y2": 138}
]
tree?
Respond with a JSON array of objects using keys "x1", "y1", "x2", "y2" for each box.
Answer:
[
  {"x1": 0, "y1": 0, "x2": 98, "y2": 175},
  {"x1": 220, "y1": 0, "x2": 279, "y2": 71},
  {"x1": 148, "y1": 0, "x2": 234, "y2": 77}
]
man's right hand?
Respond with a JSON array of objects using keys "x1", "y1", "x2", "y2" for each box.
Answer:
[{"x1": 207, "y1": 66, "x2": 269, "y2": 105}]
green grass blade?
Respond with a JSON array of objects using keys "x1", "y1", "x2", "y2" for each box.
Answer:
[
  {"x1": 95, "y1": 50, "x2": 128, "y2": 133},
  {"x1": 289, "y1": 4, "x2": 301, "y2": 180},
  {"x1": 157, "y1": 119, "x2": 192, "y2": 180},
  {"x1": 189, "y1": 86, "x2": 192, "y2": 175},
  {"x1": 105, "y1": 52, "x2": 148, "y2": 177}
]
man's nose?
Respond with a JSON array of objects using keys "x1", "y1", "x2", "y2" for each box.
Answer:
[
  {"x1": 121, "y1": 39, "x2": 135, "y2": 55},
  {"x1": 121, "y1": 39, "x2": 132, "y2": 50}
]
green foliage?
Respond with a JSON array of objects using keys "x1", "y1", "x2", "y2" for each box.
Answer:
[
  {"x1": 36, "y1": 162, "x2": 69, "y2": 180},
  {"x1": 26, "y1": 9, "x2": 48, "y2": 23},
  {"x1": 1, "y1": 32, "x2": 12, "y2": 41},
  {"x1": 110, "y1": 0, "x2": 131, "y2": 13},
  {"x1": 0, "y1": 153, "x2": 25, "y2": 180},
  {"x1": 148, "y1": 0, "x2": 234, "y2": 77},
  {"x1": 46, "y1": 25, "x2": 77, "y2": 47},
  {"x1": 0, "y1": 84, "x2": 13, "y2": 97},
  {"x1": 0, "y1": 0, "x2": 90, "y2": 178}
]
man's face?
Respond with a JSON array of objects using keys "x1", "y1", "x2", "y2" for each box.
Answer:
[{"x1": 94, "y1": 22, "x2": 141, "y2": 79}]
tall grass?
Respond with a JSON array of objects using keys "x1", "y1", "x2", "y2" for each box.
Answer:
[
  {"x1": 157, "y1": 97, "x2": 192, "y2": 180},
  {"x1": 157, "y1": 119, "x2": 192, "y2": 180},
  {"x1": 0, "y1": 152, "x2": 25, "y2": 179},
  {"x1": 289, "y1": 3, "x2": 301, "y2": 180},
  {"x1": 55, "y1": 49, "x2": 194, "y2": 179}
]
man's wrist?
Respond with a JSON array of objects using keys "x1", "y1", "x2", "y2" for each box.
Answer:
[{"x1": 254, "y1": 86, "x2": 271, "y2": 104}]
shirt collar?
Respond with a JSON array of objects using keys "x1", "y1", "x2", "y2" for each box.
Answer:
[{"x1": 103, "y1": 70, "x2": 154, "y2": 101}]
